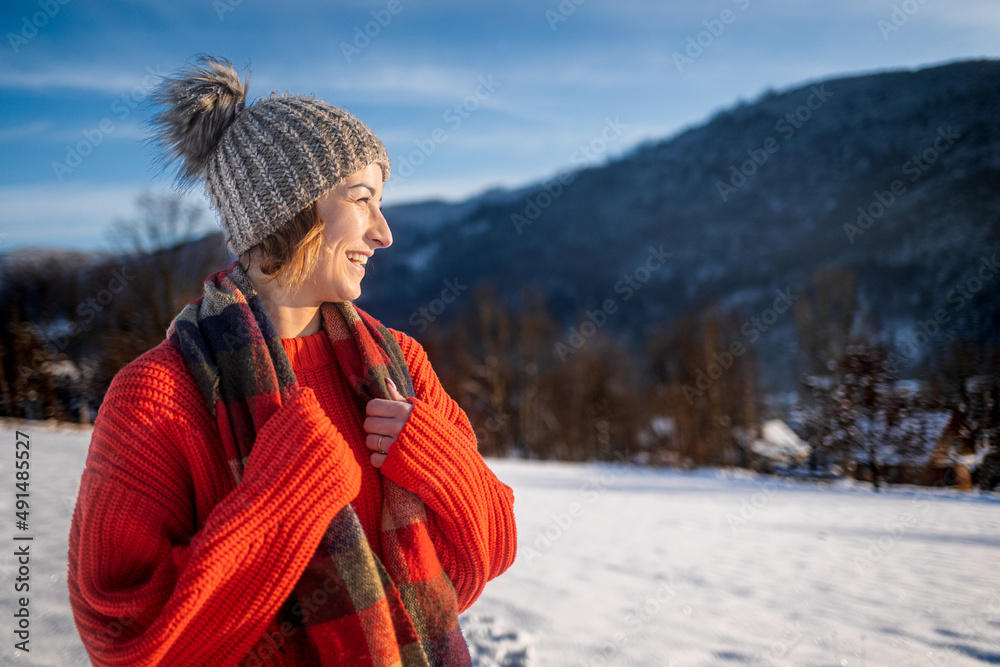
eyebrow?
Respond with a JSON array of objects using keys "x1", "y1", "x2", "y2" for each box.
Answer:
[{"x1": 347, "y1": 183, "x2": 376, "y2": 195}]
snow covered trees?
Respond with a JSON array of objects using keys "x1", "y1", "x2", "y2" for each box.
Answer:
[
  {"x1": 801, "y1": 345, "x2": 940, "y2": 489},
  {"x1": 929, "y1": 339, "x2": 1000, "y2": 490}
]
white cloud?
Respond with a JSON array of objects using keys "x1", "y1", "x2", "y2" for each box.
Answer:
[
  {"x1": 897, "y1": 0, "x2": 1000, "y2": 31},
  {"x1": 1, "y1": 0, "x2": 997, "y2": 252},
  {"x1": 0, "y1": 63, "x2": 168, "y2": 95},
  {"x1": 250, "y1": 61, "x2": 492, "y2": 106},
  {"x1": 45, "y1": 122, "x2": 149, "y2": 145},
  {"x1": 0, "y1": 121, "x2": 51, "y2": 142},
  {"x1": 0, "y1": 183, "x2": 213, "y2": 251}
]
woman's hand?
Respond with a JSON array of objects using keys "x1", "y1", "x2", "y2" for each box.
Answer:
[{"x1": 363, "y1": 378, "x2": 413, "y2": 468}]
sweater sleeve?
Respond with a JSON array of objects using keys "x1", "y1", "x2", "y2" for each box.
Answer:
[
  {"x1": 380, "y1": 331, "x2": 517, "y2": 612},
  {"x1": 67, "y1": 344, "x2": 363, "y2": 667}
]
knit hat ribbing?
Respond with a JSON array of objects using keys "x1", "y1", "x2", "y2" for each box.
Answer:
[{"x1": 150, "y1": 56, "x2": 390, "y2": 256}]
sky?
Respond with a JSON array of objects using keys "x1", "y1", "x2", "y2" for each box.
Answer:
[{"x1": 1, "y1": 0, "x2": 998, "y2": 251}]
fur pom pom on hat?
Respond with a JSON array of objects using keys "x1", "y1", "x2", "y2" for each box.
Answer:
[{"x1": 150, "y1": 56, "x2": 390, "y2": 256}]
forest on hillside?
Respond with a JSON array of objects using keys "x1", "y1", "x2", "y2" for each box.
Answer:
[{"x1": 2, "y1": 193, "x2": 997, "y2": 491}]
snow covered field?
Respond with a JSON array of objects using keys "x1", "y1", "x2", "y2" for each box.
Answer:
[{"x1": 2, "y1": 421, "x2": 999, "y2": 666}]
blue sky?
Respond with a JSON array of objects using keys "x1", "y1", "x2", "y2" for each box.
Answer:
[{"x1": 1, "y1": 0, "x2": 998, "y2": 250}]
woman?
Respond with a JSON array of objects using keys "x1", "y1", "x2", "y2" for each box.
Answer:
[{"x1": 67, "y1": 56, "x2": 517, "y2": 666}]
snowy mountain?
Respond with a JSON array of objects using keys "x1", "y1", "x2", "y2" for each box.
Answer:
[
  {"x1": 6, "y1": 60, "x2": 995, "y2": 396},
  {"x1": 364, "y1": 59, "x2": 1000, "y2": 389}
]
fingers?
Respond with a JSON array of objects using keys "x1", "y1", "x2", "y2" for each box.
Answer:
[
  {"x1": 362, "y1": 379, "x2": 413, "y2": 471},
  {"x1": 367, "y1": 434, "x2": 392, "y2": 469},
  {"x1": 364, "y1": 416, "x2": 403, "y2": 437},
  {"x1": 366, "y1": 398, "x2": 411, "y2": 419},
  {"x1": 366, "y1": 432, "x2": 394, "y2": 454},
  {"x1": 385, "y1": 377, "x2": 405, "y2": 401}
]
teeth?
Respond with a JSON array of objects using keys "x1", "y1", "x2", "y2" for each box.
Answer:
[{"x1": 347, "y1": 252, "x2": 368, "y2": 266}]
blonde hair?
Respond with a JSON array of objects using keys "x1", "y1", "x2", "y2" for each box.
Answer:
[{"x1": 240, "y1": 200, "x2": 326, "y2": 294}]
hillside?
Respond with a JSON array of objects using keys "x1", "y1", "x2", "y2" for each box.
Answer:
[
  {"x1": 367, "y1": 59, "x2": 1000, "y2": 390},
  {"x1": 4, "y1": 60, "x2": 997, "y2": 396}
]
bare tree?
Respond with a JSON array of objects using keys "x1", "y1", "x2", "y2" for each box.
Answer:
[
  {"x1": 646, "y1": 307, "x2": 757, "y2": 467},
  {"x1": 106, "y1": 192, "x2": 228, "y2": 351}
]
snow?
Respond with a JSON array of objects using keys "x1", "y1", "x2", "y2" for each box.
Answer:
[
  {"x1": 650, "y1": 417, "x2": 676, "y2": 439},
  {"x1": 2, "y1": 422, "x2": 999, "y2": 666},
  {"x1": 751, "y1": 419, "x2": 810, "y2": 464}
]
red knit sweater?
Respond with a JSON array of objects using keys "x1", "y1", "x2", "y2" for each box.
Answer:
[{"x1": 67, "y1": 327, "x2": 517, "y2": 666}]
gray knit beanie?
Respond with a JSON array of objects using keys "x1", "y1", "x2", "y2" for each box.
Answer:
[{"x1": 150, "y1": 56, "x2": 390, "y2": 256}]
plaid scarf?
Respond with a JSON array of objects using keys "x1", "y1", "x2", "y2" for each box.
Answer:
[{"x1": 166, "y1": 260, "x2": 471, "y2": 666}]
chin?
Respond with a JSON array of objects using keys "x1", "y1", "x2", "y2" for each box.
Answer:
[
  {"x1": 339, "y1": 285, "x2": 362, "y2": 302},
  {"x1": 318, "y1": 279, "x2": 362, "y2": 303}
]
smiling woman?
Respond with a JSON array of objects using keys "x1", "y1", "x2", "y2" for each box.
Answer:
[
  {"x1": 244, "y1": 163, "x2": 393, "y2": 338},
  {"x1": 65, "y1": 56, "x2": 517, "y2": 667}
]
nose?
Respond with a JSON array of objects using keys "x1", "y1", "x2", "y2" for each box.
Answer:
[{"x1": 368, "y1": 203, "x2": 393, "y2": 249}]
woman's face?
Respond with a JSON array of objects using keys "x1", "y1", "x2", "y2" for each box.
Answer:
[{"x1": 304, "y1": 162, "x2": 392, "y2": 303}]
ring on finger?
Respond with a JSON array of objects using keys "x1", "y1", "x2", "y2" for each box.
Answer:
[{"x1": 377, "y1": 435, "x2": 386, "y2": 455}]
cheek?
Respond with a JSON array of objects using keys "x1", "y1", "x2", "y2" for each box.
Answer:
[{"x1": 313, "y1": 250, "x2": 340, "y2": 279}]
